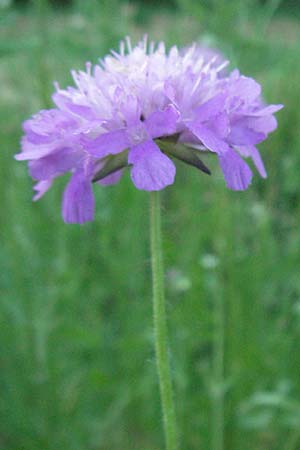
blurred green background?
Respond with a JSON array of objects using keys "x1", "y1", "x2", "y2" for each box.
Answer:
[{"x1": 1, "y1": 0, "x2": 300, "y2": 449}]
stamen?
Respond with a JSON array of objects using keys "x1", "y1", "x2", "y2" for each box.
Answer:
[{"x1": 125, "y1": 36, "x2": 132, "y2": 53}]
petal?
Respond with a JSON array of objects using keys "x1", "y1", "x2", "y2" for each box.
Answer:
[
  {"x1": 187, "y1": 122, "x2": 230, "y2": 154},
  {"x1": 244, "y1": 115, "x2": 278, "y2": 135},
  {"x1": 218, "y1": 149, "x2": 252, "y2": 191},
  {"x1": 164, "y1": 80, "x2": 177, "y2": 104},
  {"x1": 228, "y1": 121, "x2": 265, "y2": 145},
  {"x1": 236, "y1": 145, "x2": 267, "y2": 178},
  {"x1": 62, "y1": 171, "x2": 94, "y2": 224},
  {"x1": 17, "y1": 109, "x2": 78, "y2": 161},
  {"x1": 128, "y1": 140, "x2": 176, "y2": 191},
  {"x1": 52, "y1": 92, "x2": 96, "y2": 120},
  {"x1": 230, "y1": 75, "x2": 261, "y2": 103},
  {"x1": 83, "y1": 129, "x2": 129, "y2": 158},
  {"x1": 145, "y1": 105, "x2": 179, "y2": 139},
  {"x1": 119, "y1": 95, "x2": 141, "y2": 126},
  {"x1": 15, "y1": 137, "x2": 57, "y2": 161},
  {"x1": 251, "y1": 146, "x2": 267, "y2": 178},
  {"x1": 247, "y1": 104, "x2": 283, "y2": 117},
  {"x1": 210, "y1": 113, "x2": 230, "y2": 139},
  {"x1": 33, "y1": 179, "x2": 53, "y2": 201},
  {"x1": 29, "y1": 148, "x2": 82, "y2": 180},
  {"x1": 194, "y1": 93, "x2": 226, "y2": 121},
  {"x1": 24, "y1": 129, "x2": 54, "y2": 145}
]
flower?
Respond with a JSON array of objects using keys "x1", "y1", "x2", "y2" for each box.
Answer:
[
  {"x1": 82, "y1": 98, "x2": 179, "y2": 190},
  {"x1": 15, "y1": 37, "x2": 282, "y2": 224}
]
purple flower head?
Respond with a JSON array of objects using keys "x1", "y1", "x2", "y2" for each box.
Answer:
[
  {"x1": 15, "y1": 37, "x2": 283, "y2": 224},
  {"x1": 82, "y1": 95, "x2": 178, "y2": 191}
]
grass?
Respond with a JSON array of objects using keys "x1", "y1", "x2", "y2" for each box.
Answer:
[{"x1": 1, "y1": 1, "x2": 300, "y2": 449}]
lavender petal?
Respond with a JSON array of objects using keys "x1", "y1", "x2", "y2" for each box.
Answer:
[
  {"x1": 128, "y1": 140, "x2": 176, "y2": 191},
  {"x1": 62, "y1": 171, "x2": 94, "y2": 224},
  {"x1": 218, "y1": 149, "x2": 253, "y2": 190}
]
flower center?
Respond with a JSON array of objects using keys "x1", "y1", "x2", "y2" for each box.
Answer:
[{"x1": 127, "y1": 123, "x2": 149, "y2": 146}]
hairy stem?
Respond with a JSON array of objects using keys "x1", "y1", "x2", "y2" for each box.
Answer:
[{"x1": 150, "y1": 191, "x2": 178, "y2": 450}]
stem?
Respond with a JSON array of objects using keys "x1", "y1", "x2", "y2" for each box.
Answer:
[
  {"x1": 212, "y1": 285, "x2": 225, "y2": 450},
  {"x1": 150, "y1": 191, "x2": 178, "y2": 450},
  {"x1": 211, "y1": 187, "x2": 229, "y2": 450}
]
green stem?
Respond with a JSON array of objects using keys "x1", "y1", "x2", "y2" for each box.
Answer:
[
  {"x1": 150, "y1": 191, "x2": 178, "y2": 450},
  {"x1": 212, "y1": 285, "x2": 225, "y2": 450}
]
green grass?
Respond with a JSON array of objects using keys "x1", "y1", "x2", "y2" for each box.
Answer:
[{"x1": 1, "y1": 1, "x2": 300, "y2": 449}]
